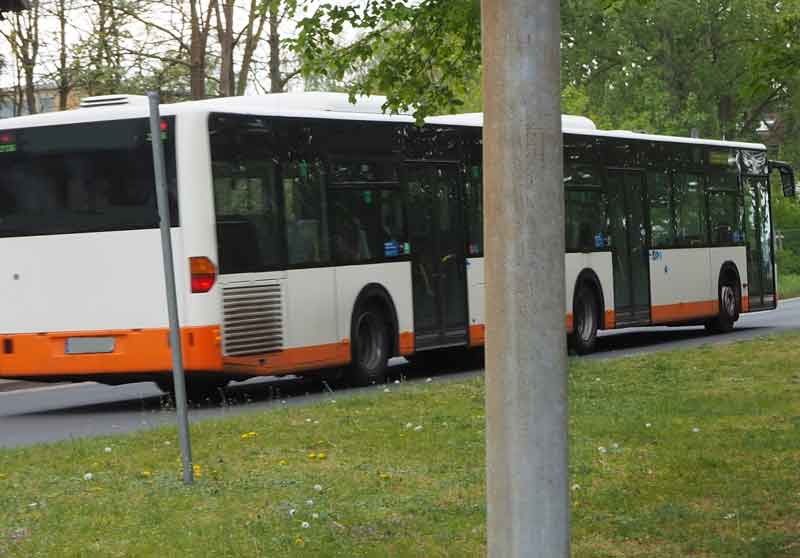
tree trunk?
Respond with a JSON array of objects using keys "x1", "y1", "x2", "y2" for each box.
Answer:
[
  {"x1": 24, "y1": 65, "x2": 36, "y2": 114},
  {"x1": 217, "y1": 0, "x2": 235, "y2": 96},
  {"x1": 189, "y1": 0, "x2": 217, "y2": 99},
  {"x1": 236, "y1": 0, "x2": 270, "y2": 96},
  {"x1": 57, "y1": 0, "x2": 69, "y2": 110},
  {"x1": 268, "y1": 1, "x2": 282, "y2": 93}
]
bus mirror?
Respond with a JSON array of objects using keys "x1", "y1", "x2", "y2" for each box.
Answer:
[{"x1": 770, "y1": 161, "x2": 796, "y2": 197}]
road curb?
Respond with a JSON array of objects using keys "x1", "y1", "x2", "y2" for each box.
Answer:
[{"x1": 0, "y1": 380, "x2": 49, "y2": 393}]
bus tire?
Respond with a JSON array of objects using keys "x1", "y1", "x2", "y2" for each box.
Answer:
[
  {"x1": 706, "y1": 279, "x2": 739, "y2": 334},
  {"x1": 569, "y1": 285, "x2": 599, "y2": 355},
  {"x1": 349, "y1": 303, "x2": 390, "y2": 386}
]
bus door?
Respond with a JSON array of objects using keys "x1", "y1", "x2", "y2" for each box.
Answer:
[
  {"x1": 607, "y1": 170, "x2": 652, "y2": 325},
  {"x1": 405, "y1": 163, "x2": 470, "y2": 350},
  {"x1": 744, "y1": 176, "x2": 776, "y2": 310}
]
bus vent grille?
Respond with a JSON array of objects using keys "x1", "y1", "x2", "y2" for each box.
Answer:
[{"x1": 221, "y1": 282, "x2": 284, "y2": 356}]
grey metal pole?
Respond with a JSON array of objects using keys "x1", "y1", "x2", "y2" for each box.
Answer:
[
  {"x1": 482, "y1": 1, "x2": 568, "y2": 557},
  {"x1": 148, "y1": 91, "x2": 194, "y2": 486}
]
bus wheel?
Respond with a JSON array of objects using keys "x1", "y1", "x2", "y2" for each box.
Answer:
[
  {"x1": 569, "y1": 285, "x2": 599, "y2": 355},
  {"x1": 350, "y1": 304, "x2": 390, "y2": 386},
  {"x1": 706, "y1": 281, "x2": 738, "y2": 334}
]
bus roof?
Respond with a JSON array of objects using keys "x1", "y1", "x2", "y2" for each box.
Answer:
[{"x1": 0, "y1": 91, "x2": 766, "y2": 151}]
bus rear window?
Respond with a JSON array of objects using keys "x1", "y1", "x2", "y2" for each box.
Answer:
[{"x1": 0, "y1": 118, "x2": 178, "y2": 238}]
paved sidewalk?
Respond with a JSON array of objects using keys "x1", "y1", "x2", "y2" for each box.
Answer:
[{"x1": 0, "y1": 379, "x2": 43, "y2": 393}]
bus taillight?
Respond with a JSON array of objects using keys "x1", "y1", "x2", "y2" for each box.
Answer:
[{"x1": 190, "y1": 257, "x2": 216, "y2": 293}]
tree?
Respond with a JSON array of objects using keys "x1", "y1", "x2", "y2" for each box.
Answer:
[
  {"x1": 0, "y1": 0, "x2": 40, "y2": 114},
  {"x1": 295, "y1": 0, "x2": 798, "y2": 143},
  {"x1": 294, "y1": 0, "x2": 480, "y2": 121}
]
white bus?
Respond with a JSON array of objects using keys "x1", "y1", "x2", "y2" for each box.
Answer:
[{"x1": 0, "y1": 93, "x2": 794, "y2": 394}]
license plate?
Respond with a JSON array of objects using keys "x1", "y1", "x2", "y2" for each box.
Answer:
[{"x1": 65, "y1": 337, "x2": 116, "y2": 355}]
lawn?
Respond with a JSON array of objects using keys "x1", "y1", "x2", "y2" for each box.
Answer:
[
  {"x1": 778, "y1": 273, "x2": 800, "y2": 300},
  {"x1": 2, "y1": 335, "x2": 800, "y2": 557}
]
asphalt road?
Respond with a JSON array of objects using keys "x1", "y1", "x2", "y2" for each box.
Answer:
[{"x1": 2, "y1": 298, "x2": 799, "y2": 449}]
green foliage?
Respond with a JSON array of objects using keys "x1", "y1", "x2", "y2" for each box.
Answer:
[
  {"x1": 295, "y1": 1, "x2": 799, "y2": 153},
  {"x1": 294, "y1": 0, "x2": 481, "y2": 122},
  {"x1": 778, "y1": 273, "x2": 800, "y2": 299}
]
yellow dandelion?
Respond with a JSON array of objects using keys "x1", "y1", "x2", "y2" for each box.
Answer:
[
  {"x1": 379, "y1": 472, "x2": 391, "y2": 481},
  {"x1": 240, "y1": 431, "x2": 258, "y2": 440},
  {"x1": 142, "y1": 470, "x2": 152, "y2": 478},
  {"x1": 193, "y1": 464, "x2": 203, "y2": 478},
  {"x1": 317, "y1": 452, "x2": 327, "y2": 460},
  {"x1": 294, "y1": 537, "x2": 305, "y2": 547},
  {"x1": 278, "y1": 459, "x2": 288, "y2": 466},
  {"x1": 307, "y1": 452, "x2": 317, "y2": 460}
]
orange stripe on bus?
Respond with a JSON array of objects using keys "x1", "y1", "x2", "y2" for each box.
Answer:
[
  {"x1": 741, "y1": 295, "x2": 750, "y2": 313},
  {"x1": 469, "y1": 324, "x2": 485, "y2": 347},
  {"x1": 225, "y1": 330, "x2": 417, "y2": 376},
  {"x1": 224, "y1": 342, "x2": 352, "y2": 375},
  {"x1": 0, "y1": 326, "x2": 223, "y2": 377},
  {"x1": 399, "y1": 331, "x2": 415, "y2": 355},
  {"x1": 650, "y1": 300, "x2": 718, "y2": 324},
  {"x1": 566, "y1": 310, "x2": 614, "y2": 333}
]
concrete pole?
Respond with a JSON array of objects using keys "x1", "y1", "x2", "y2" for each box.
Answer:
[
  {"x1": 148, "y1": 92, "x2": 194, "y2": 486},
  {"x1": 482, "y1": 1, "x2": 568, "y2": 557}
]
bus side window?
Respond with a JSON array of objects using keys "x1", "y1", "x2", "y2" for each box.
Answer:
[
  {"x1": 464, "y1": 166, "x2": 483, "y2": 256},
  {"x1": 707, "y1": 171, "x2": 742, "y2": 246},
  {"x1": 673, "y1": 172, "x2": 707, "y2": 247},
  {"x1": 283, "y1": 159, "x2": 330, "y2": 266},
  {"x1": 647, "y1": 171, "x2": 674, "y2": 248}
]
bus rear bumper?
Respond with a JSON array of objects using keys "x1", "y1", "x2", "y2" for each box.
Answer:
[{"x1": 0, "y1": 326, "x2": 223, "y2": 378}]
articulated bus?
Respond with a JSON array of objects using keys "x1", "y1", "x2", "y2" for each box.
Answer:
[{"x1": 0, "y1": 93, "x2": 794, "y2": 394}]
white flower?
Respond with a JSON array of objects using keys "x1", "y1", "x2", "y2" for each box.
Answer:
[
  {"x1": 313, "y1": 484, "x2": 323, "y2": 492},
  {"x1": 28, "y1": 502, "x2": 38, "y2": 508},
  {"x1": 611, "y1": 443, "x2": 619, "y2": 449},
  {"x1": 724, "y1": 513, "x2": 736, "y2": 520},
  {"x1": 311, "y1": 513, "x2": 319, "y2": 519},
  {"x1": 288, "y1": 508, "x2": 297, "y2": 517},
  {"x1": 692, "y1": 427, "x2": 700, "y2": 433},
  {"x1": 394, "y1": 380, "x2": 400, "y2": 384},
  {"x1": 595, "y1": 377, "x2": 601, "y2": 382},
  {"x1": 597, "y1": 446, "x2": 607, "y2": 454},
  {"x1": 330, "y1": 400, "x2": 336, "y2": 404},
  {"x1": 571, "y1": 484, "x2": 580, "y2": 491},
  {"x1": 305, "y1": 418, "x2": 312, "y2": 423},
  {"x1": 83, "y1": 473, "x2": 94, "y2": 481},
  {"x1": 305, "y1": 499, "x2": 314, "y2": 507},
  {"x1": 164, "y1": 441, "x2": 171, "y2": 446},
  {"x1": 413, "y1": 425, "x2": 423, "y2": 432},
  {"x1": 313, "y1": 420, "x2": 320, "y2": 425},
  {"x1": 405, "y1": 422, "x2": 414, "y2": 429},
  {"x1": 426, "y1": 378, "x2": 433, "y2": 383},
  {"x1": 645, "y1": 423, "x2": 652, "y2": 428},
  {"x1": 301, "y1": 521, "x2": 310, "y2": 529},
  {"x1": 104, "y1": 447, "x2": 112, "y2": 453},
  {"x1": 383, "y1": 388, "x2": 391, "y2": 393}
]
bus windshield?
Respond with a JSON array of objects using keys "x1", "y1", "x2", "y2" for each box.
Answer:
[{"x1": 0, "y1": 117, "x2": 177, "y2": 238}]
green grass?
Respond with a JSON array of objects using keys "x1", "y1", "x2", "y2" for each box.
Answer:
[
  {"x1": 778, "y1": 273, "x2": 800, "y2": 300},
  {"x1": 2, "y1": 335, "x2": 800, "y2": 557}
]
